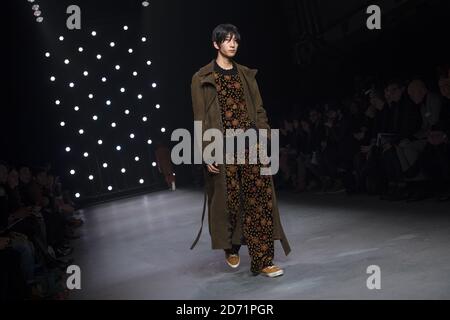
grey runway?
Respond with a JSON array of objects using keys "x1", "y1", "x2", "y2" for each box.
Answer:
[{"x1": 70, "y1": 187, "x2": 450, "y2": 299}]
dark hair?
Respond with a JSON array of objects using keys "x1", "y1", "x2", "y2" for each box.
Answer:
[{"x1": 212, "y1": 23, "x2": 241, "y2": 46}]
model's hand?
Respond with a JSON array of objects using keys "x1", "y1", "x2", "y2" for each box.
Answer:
[{"x1": 206, "y1": 163, "x2": 220, "y2": 174}]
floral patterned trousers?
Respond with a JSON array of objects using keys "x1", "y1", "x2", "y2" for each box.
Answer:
[{"x1": 224, "y1": 142, "x2": 275, "y2": 273}]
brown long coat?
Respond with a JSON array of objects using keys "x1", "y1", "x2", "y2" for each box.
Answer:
[{"x1": 190, "y1": 59, "x2": 291, "y2": 256}]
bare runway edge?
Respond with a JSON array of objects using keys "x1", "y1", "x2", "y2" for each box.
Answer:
[{"x1": 69, "y1": 188, "x2": 450, "y2": 300}]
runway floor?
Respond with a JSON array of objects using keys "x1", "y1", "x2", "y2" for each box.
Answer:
[{"x1": 70, "y1": 187, "x2": 450, "y2": 299}]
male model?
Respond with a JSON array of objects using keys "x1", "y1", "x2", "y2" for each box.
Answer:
[{"x1": 190, "y1": 24, "x2": 291, "y2": 277}]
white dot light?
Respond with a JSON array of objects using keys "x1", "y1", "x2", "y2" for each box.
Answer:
[
  {"x1": 121, "y1": 168, "x2": 126, "y2": 173},
  {"x1": 115, "y1": 65, "x2": 120, "y2": 70},
  {"x1": 70, "y1": 169, "x2": 75, "y2": 175},
  {"x1": 60, "y1": 121, "x2": 65, "y2": 127},
  {"x1": 55, "y1": 100, "x2": 61, "y2": 105},
  {"x1": 152, "y1": 82, "x2": 157, "y2": 88},
  {"x1": 75, "y1": 193, "x2": 80, "y2": 198},
  {"x1": 83, "y1": 71, "x2": 89, "y2": 76},
  {"x1": 69, "y1": 82, "x2": 75, "y2": 88},
  {"x1": 110, "y1": 42, "x2": 115, "y2": 47},
  {"x1": 161, "y1": 127, "x2": 166, "y2": 132},
  {"x1": 155, "y1": 104, "x2": 160, "y2": 109},
  {"x1": 124, "y1": 109, "x2": 130, "y2": 115},
  {"x1": 91, "y1": 31, "x2": 97, "y2": 36},
  {"x1": 102, "y1": 77, "x2": 107, "y2": 82},
  {"x1": 116, "y1": 145, "x2": 121, "y2": 151},
  {"x1": 79, "y1": 129, "x2": 84, "y2": 135},
  {"x1": 92, "y1": 115, "x2": 98, "y2": 120},
  {"x1": 59, "y1": 36, "x2": 64, "y2": 41},
  {"x1": 74, "y1": 106, "x2": 79, "y2": 111},
  {"x1": 139, "y1": 179, "x2": 144, "y2": 184},
  {"x1": 108, "y1": 186, "x2": 113, "y2": 191},
  {"x1": 142, "y1": 116, "x2": 148, "y2": 122},
  {"x1": 65, "y1": 147, "x2": 71, "y2": 152},
  {"x1": 123, "y1": 25, "x2": 128, "y2": 31},
  {"x1": 45, "y1": 52, "x2": 50, "y2": 57},
  {"x1": 111, "y1": 122, "x2": 116, "y2": 128},
  {"x1": 120, "y1": 87, "x2": 125, "y2": 93},
  {"x1": 147, "y1": 60, "x2": 152, "y2": 65},
  {"x1": 141, "y1": 37, "x2": 147, "y2": 42},
  {"x1": 50, "y1": 76, "x2": 56, "y2": 82},
  {"x1": 133, "y1": 71, "x2": 138, "y2": 76},
  {"x1": 147, "y1": 139, "x2": 152, "y2": 144},
  {"x1": 135, "y1": 156, "x2": 140, "y2": 161},
  {"x1": 96, "y1": 54, "x2": 102, "y2": 60},
  {"x1": 103, "y1": 163, "x2": 108, "y2": 168},
  {"x1": 64, "y1": 59, "x2": 70, "y2": 64},
  {"x1": 130, "y1": 133, "x2": 135, "y2": 139},
  {"x1": 128, "y1": 48, "x2": 133, "y2": 54},
  {"x1": 89, "y1": 175, "x2": 94, "y2": 180},
  {"x1": 137, "y1": 94, "x2": 143, "y2": 99},
  {"x1": 106, "y1": 100, "x2": 111, "y2": 106},
  {"x1": 84, "y1": 152, "x2": 89, "y2": 157},
  {"x1": 98, "y1": 139, "x2": 103, "y2": 145},
  {"x1": 78, "y1": 47, "x2": 84, "y2": 52},
  {"x1": 152, "y1": 162, "x2": 157, "y2": 167},
  {"x1": 89, "y1": 94, "x2": 94, "y2": 99}
]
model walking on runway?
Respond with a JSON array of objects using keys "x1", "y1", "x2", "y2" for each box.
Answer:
[{"x1": 190, "y1": 24, "x2": 291, "y2": 277}]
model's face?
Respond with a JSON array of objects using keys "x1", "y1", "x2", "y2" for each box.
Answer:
[{"x1": 214, "y1": 33, "x2": 239, "y2": 58}]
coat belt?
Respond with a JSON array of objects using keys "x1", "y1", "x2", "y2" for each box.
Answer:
[{"x1": 190, "y1": 185, "x2": 207, "y2": 250}]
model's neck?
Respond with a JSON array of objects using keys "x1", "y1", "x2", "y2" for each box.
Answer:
[{"x1": 215, "y1": 54, "x2": 233, "y2": 70}]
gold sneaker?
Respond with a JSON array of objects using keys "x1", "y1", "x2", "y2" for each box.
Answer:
[
  {"x1": 225, "y1": 254, "x2": 240, "y2": 268},
  {"x1": 259, "y1": 265, "x2": 284, "y2": 277}
]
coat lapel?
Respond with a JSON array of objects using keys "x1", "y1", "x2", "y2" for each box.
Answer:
[
  {"x1": 197, "y1": 59, "x2": 259, "y2": 118},
  {"x1": 198, "y1": 59, "x2": 258, "y2": 86},
  {"x1": 198, "y1": 59, "x2": 215, "y2": 86}
]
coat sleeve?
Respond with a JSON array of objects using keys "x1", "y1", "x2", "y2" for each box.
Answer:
[
  {"x1": 252, "y1": 75, "x2": 272, "y2": 139},
  {"x1": 191, "y1": 73, "x2": 206, "y2": 161}
]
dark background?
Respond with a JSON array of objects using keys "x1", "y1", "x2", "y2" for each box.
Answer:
[{"x1": 3, "y1": 0, "x2": 450, "y2": 192}]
